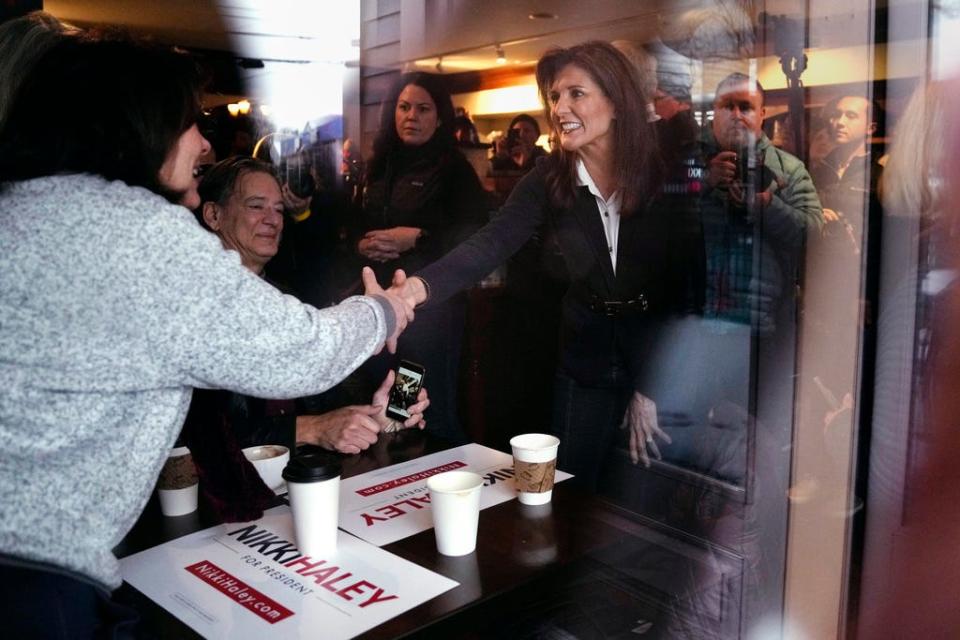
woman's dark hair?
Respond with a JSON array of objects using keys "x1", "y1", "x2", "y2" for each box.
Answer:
[
  {"x1": 367, "y1": 72, "x2": 457, "y2": 181},
  {"x1": 195, "y1": 156, "x2": 280, "y2": 230},
  {"x1": 0, "y1": 30, "x2": 202, "y2": 203},
  {"x1": 509, "y1": 113, "x2": 541, "y2": 137},
  {"x1": 536, "y1": 40, "x2": 659, "y2": 215}
]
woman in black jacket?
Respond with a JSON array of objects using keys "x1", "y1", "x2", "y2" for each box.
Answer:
[
  {"x1": 396, "y1": 42, "x2": 698, "y2": 487},
  {"x1": 353, "y1": 72, "x2": 490, "y2": 443}
]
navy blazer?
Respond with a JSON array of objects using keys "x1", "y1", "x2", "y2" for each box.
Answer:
[{"x1": 417, "y1": 161, "x2": 699, "y2": 393}]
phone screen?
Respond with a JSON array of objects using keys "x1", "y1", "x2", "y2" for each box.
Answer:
[{"x1": 386, "y1": 362, "x2": 425, "y2": 420}]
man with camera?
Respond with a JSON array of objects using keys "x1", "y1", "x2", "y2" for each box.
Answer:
[
  {"x1": 701, "y1": 72, "x2": 823, "y2": 330},
  {"x1": 491, "y1": 113, "x2": 547, "y2": 173}
]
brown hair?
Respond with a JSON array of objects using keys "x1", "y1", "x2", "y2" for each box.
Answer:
[
  {"x1": 0, "y1": 30, "x2": 202, "y2": 203},
  {"x1": 535, "y1": 40, "x2": 659, "y2": 215}
]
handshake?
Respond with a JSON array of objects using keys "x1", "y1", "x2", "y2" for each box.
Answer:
[{"x1": 360, "y1": 266, "x2": 428, "y2": 354}]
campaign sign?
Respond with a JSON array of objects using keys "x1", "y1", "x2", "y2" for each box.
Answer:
[
  {"x1": 120, "y1": 506, "x2": 457, "y2": 639},
  {"x1": 338, "y1": 443, "x2": 572, "y2": 546}
]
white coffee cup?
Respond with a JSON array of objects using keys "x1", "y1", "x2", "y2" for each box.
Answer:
[
  {"x1": 157, "y1": 446, "x2": 199, "y2": 517},
  {"x1": 282, "y1": 452, "x2": 341, "y2": 558},
  {"x1": 427, "y1": 471, "x2": 484, "y2": 556},
  {"x1": 510, "y1": 433, "x2": 561, "y2": 505},
  {"x1": 242, "y1": 445, "x2": 290, "y2": 494}
]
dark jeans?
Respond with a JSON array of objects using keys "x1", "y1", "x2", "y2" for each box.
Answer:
[
  {"x1": 0, "y1": 562, "x2": 139, "y2": 639},
  {"x1": 550, "y1": 373, "x2": 630, "y2": 490}
]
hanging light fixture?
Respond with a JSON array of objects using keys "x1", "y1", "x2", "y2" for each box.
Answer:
[{"x1": 495, "y1": 44, "x2": 506, "y2": 64}]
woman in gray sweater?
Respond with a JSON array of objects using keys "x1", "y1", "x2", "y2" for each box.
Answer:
[{"x1": 0, "y1": 32, "x2": 411, "y2": 637}]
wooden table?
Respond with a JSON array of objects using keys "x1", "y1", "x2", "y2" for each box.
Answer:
[{"x1": 117, "y1": 430, "x2": 717, "y2": 639}]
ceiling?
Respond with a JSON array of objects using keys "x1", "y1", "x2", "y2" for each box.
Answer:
[
  {"x1": 41, "y1": 0, "x2": 901, "y2": 98},
  {"x1": 45, "y1": 0, "x2": 360, "y2": 99}
]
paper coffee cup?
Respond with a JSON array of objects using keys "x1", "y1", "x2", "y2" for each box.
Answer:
[
  {"x1": 157, "y1": 446, "x2": 199, "y2": 517},
  {"x1": 510, "y1": 434, "x2": 560, "y2": 505},
  {"x1": 282, "y1": 452, "x2": 341, "y2": 558},
  {"x1": 427, "y1": 471, "x2": 484, "y2": 556},
  {"x1": 243, "y1": 445, "x2": 290, "y2": 494}
]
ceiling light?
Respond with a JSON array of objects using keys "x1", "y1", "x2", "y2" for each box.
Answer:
[
  {"x1": 528, "y1": 12, "x2": 558, "y2": 20},
  {"x1": 495, "y1": 45, "x2": 506, "y2": 64}
]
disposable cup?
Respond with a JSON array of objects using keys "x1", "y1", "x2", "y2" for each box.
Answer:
[
  {"x1": 427, "y1": 471, "x2": 484, "y2": 556},
  {"x1": 242, "y1": 445, "x2": 290, "y2": 494},
  {"x1": 282, "y1": 452, "x2": 341, "y2": 557},
  {"x1": 510, "y1": 433, "x2": 560, "y2": 505},
  {"x1": 157, "y1": 446, "x2": 199, "y2": 517}
]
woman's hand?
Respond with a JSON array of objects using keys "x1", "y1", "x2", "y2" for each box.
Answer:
[
  {"x1": 371, "y1": 369, "x2": 429, "y2": 432},
  {"x1": 358, "y1": 226, "x2": 422, "y2": 262},
  {"x1": 621, "y1": 391, "x2": 672, "y2": 467},
  {"x1": 362, "y1": 267, "x2": 414, "y2": 354},
  {"x1": 388, "y1": 273, "x2": 428, "y2": 309}
]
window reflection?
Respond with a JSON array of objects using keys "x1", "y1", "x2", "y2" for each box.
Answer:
[{"x1": 13, "y1": 0, "x2": 959, "y2": 636}]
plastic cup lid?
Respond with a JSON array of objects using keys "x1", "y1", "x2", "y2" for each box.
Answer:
[{"x1": 282, "y1": 452, "x2": 342, "y2": 483}]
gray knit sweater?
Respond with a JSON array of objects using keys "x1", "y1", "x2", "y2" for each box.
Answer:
[{"x1": 0, "y1": 175, "x2": 389, "y2": 589}]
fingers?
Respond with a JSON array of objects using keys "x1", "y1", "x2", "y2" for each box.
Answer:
[
  {"x1": 628, "y1": 421, "x2": 640, "y2": 465},
  {"x1": 623, "y1": 401, "x2": 640, "y2": 464},
  {"x1": 362, "y1": 266, "x2": 415, "y2": 351},
  {"x1": 332, "y1": 413, "x2": 380, "y2": 453},
  {"x1": 642, "y1": 396, "x2": 664, "y2": 461},
  {"x1": 373, "y1": 370, "x2": 395, "y2": 402},
  {"x1": 637, "y1": 432, "x2": 651, "y2": 467},
  {"x1": 823, "y1": 208, "x2": 840, "y2": 222},
  {"x1": 729, "y1": 182, "x2": 745, "y2": 204},
  {"x1": 361, "y1": 266, "x2": 382, "y2": 295},
  {"x1": 353, "y1": 403, "x2": 384, "y2": 418},
  {"x1": 708, "y1": 152, "x2": 738, "y2": 186},
  {"x1": 402, "y1": 398, "x2": 430, "y2": 427}
]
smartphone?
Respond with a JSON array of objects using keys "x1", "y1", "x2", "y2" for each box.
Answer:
[{"x1": 386, "y1": 360, "x2": 426, "y2": 422}]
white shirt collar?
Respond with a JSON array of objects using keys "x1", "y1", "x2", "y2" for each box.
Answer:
[
  {"x1": 575, "y1": 158, "x2": 619, "y2": 207},
  {"x1": 575, "y1": 158, "x2": 621, "y2": 273}
]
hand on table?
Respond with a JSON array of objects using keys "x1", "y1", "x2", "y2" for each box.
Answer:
[
  {"x1": 295, "y1": 407, "x2": 381, "y2": 454},
  {"x1": 358, "y1": 226, "x2": 421, "y2": 262},
  {"x1": 620, "y1": 391, "x2": 672, "y2": 467},
  {"x1": 362, "y1": 267, "x2": 414, "y2": 354},
  {"x1": 294, "y1": 372, "x2": 429, "y2": 454}
]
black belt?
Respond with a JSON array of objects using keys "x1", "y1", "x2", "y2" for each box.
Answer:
[{"x1": 588, "y1": 294, "x2": 650, "y2": 317}]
